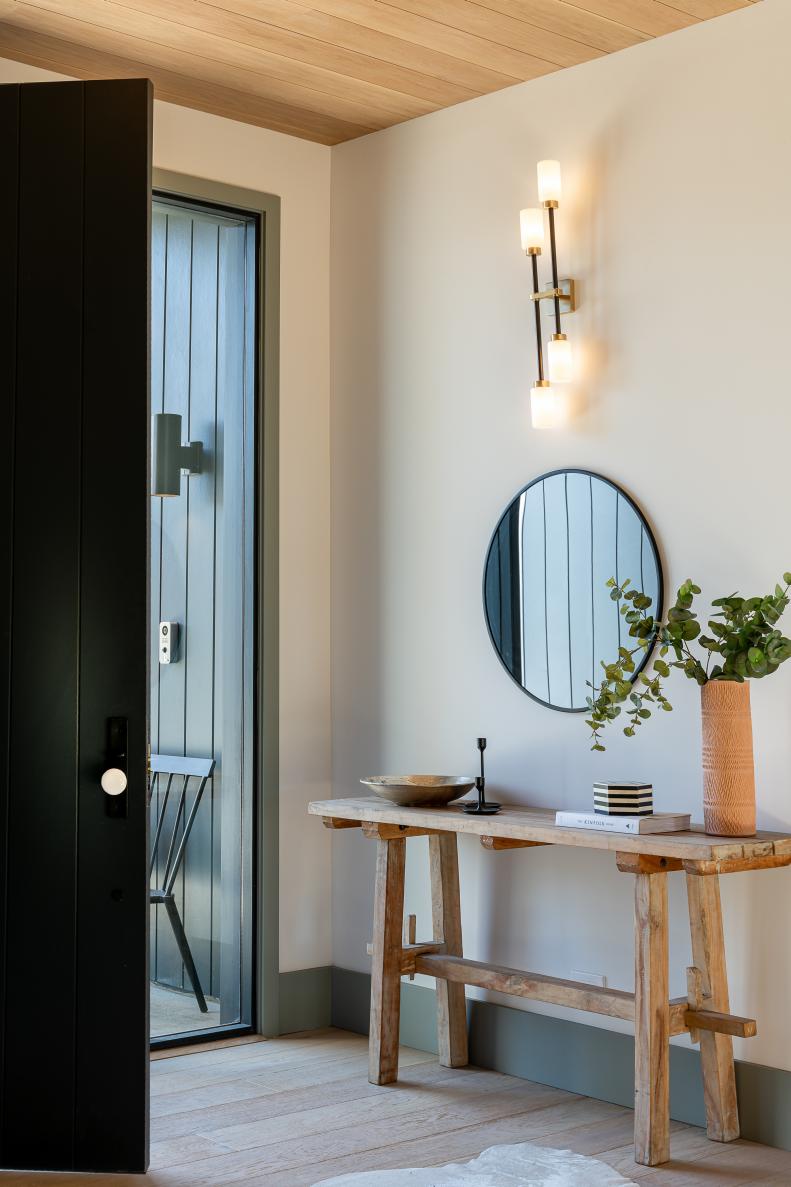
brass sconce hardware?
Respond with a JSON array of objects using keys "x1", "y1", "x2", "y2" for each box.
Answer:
[
  {"x1": 530, "y1": 279, "x2": 577, "y2": 314},
  {"x1": 520, "y1": 160, "x2": 578, "y2": 429}
]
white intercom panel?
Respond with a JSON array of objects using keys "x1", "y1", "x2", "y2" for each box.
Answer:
[{"x1": 159, "y1": 621, "x2": 181, "y2": 665}]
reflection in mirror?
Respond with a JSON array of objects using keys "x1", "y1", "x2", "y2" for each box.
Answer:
[{"x1": 484, "y1": 470, "x2": 663, "y2": 712}]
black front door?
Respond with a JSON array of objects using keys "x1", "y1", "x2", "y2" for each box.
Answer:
[{"x1": 0, "y1": 78, "x2": 151, "y2": 1173}]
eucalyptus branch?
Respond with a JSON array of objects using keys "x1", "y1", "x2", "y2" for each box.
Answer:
[{"x1": 585, "y1": 572, "x2": 791, "y2": 750}]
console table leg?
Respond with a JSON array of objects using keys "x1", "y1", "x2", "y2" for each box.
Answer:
[
  {"x1": 634, "y1": 871, "x2": 670, "y2": 1166},
  {"x1": 686, "y1": 871, "x2": 739, "y2": 1142},
  {"x1": 369, "y1": 837, "x2": 406, "y2": 1085},
  {"x1": 429, "y1": 833, "x2": 469, "y2": 1068}
]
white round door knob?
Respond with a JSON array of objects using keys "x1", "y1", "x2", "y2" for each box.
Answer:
[{"x1": 101, "y1": 767, "x2": 128, "y2": 796}]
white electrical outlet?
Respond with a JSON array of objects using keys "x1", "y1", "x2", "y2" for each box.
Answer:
[{"x1": 571, "y1": 970, "x2": 607, "y2": 988}]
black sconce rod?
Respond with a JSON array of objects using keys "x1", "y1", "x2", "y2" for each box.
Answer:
[
  {"x1": 547, "y1": 206, "x2": 562, "y2": 336},
  {"x1": 531, "y1": 253, "x2": 545, "y2": 383}
]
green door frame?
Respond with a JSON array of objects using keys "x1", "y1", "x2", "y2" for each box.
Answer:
[{"x1": 152, "y1": 168, "x2": 281, "y2": 1039}]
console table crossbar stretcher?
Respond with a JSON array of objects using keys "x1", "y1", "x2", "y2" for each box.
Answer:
[{"x1": 309, "y1": 797, "x2": 791, "y2": 1167}]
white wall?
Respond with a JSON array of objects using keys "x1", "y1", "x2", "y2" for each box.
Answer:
[
  {"x1": 330, "y1": 0, "x2": 791, "y2": 1071},
  {"x1": 0, "y1": 57, "x2": 333, "y2": 974}
]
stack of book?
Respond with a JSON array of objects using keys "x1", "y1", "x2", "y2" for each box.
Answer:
[
  {"x1": 555, "y1": 782, "x2": 690, "y2": 834},
  {"x1": 554, "y1": 810, "x2": 690, "y2": 835}
]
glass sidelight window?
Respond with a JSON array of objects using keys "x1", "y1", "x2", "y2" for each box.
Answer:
[{"x1": 149, "y1": 194, "x2": 257, "y2": 1044}]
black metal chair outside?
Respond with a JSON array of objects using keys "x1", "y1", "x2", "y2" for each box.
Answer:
[{"x1": 149, "y1": 753, "x2": 215, "y2": 1013}]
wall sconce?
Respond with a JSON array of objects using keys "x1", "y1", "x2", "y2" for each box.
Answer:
[
  {"x1": 152, "y1": 413, "x2": 202, "y2": 497},
  {"x1": 520, "y1": 159, "x2": 577, "y2": 429}
]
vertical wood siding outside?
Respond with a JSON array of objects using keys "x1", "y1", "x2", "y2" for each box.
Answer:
[{"x1": 150, "y1": 200, "x2": 254, "y2": 1012}]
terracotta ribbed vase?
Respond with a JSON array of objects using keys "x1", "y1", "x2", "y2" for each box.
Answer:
[{"x1": 701, "y1": 680, "x2": 756, "y2": 836}]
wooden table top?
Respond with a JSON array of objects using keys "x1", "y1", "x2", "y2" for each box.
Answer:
[{"x1": 309, "y1": 797, "x2": 791, "y2": 862}]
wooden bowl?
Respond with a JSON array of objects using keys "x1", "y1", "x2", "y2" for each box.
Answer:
[{"x1": 360, "y1": 775, "x2": 475, "y2": 807}]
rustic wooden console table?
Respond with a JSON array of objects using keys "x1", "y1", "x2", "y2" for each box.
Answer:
[{"x1": 309, "y1": 796, "x2": 791, "y2": 1167}]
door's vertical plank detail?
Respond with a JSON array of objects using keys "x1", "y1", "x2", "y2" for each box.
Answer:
[
  {"x1": 0, "y1": 81, "x2": 20, "y2": 1164},
  {"x1": 633, "y1": 871, "x2": 670, "y2": 1166},
  {"x1": 369, "y1": 837, "x2": 406, "y2": 1085},
  {"x1": 0, "y1": 77, "x2": 150, "y2": 1174},
  {"x1": 686, "y1": 872, "x2": 740, "y2": 1141},
  {"x1": 428, "y1": 834, "x2": 468, "y2": 1068},
  {"x1": 76, "y1": 77, "x2": 151, "y2": 1173},
  {"x1": 2, "y1": 80, "x2": 84, "y2": 1169}
]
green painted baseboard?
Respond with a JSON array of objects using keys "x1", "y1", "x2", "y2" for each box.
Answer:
[
  {"x1": 329, "y1": 966, "x2": 791, "y2": 1153},
  {"x1": 278, "y1": 967, "x2": 332, "y2": 1034}
]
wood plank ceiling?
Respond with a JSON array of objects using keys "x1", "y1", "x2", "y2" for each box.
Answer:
[{"x1": 0, "y1": 0, "x2": 761, "y2": 144}]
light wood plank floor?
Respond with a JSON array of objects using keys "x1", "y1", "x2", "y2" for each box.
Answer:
[{"x1": 1, "y1": 1028, "x2": 790, "y2": 1185}]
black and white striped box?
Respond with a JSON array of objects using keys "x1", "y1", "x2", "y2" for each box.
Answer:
[{"x1": 593, "y1": 782, "x2": 653, "y2": 816}]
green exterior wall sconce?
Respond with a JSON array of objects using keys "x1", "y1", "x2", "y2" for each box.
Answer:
[{"x1": 152, "y1": 412, "x2": 202, "y2": 497}]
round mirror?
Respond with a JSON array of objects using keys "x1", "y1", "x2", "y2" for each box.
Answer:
[{"x1": 483, "y1": 470, "x2": 663, "y2": 712}]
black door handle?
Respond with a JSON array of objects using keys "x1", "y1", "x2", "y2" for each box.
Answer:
[{"x1": 103, "y1": 716, "x2": 128, "y2": 819}]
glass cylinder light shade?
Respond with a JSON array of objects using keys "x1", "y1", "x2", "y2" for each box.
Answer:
[
  {"x1": 530, "y1": 383, "x2": 565, "y2": 430},
  {"x1": 547, "y1": 334, "x2": 573, "y2": 383},
  {"x1": 519, "y1": 207, "x2": 544, "y2": 252},
  {"x1": 537, "y1": 159, "x2": 562, "y2": 206}
]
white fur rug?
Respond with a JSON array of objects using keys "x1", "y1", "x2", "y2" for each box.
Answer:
[{"x1": 313, "y1": 1142, "x2": 638, "y2": 1186}]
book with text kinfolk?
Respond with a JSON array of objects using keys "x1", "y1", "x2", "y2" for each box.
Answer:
[{"x1": 554, "y1": 811, "x2": 691, "y2": 835}]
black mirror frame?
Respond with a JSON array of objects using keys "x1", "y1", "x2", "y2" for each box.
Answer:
[{"x1": 482, "y1": 468, "x2": 664, "y2": 713}]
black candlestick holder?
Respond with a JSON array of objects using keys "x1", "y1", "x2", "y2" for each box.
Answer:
[{"x1": 462, "y1": 737, "x2": 501, "y2": 815}]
